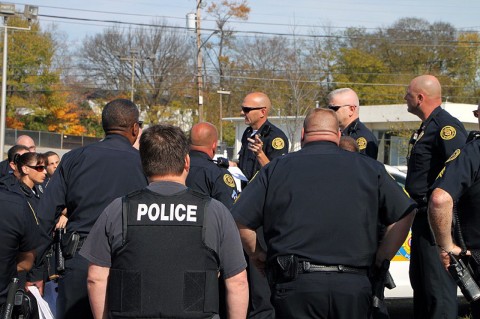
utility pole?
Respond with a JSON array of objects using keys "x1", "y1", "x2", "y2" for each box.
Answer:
[
  {"x1": 118, "y1": 50, "x2": 153, "y2": 103},
  {"x1": 119, "y1": 50, "x2": 138, "y2": 103},
  {"x1": 196, "y1": 0, "x2": 204, "y2": 122},
  {"x1": 217, "y1": 89, "x2": 230, "y2": 142}
]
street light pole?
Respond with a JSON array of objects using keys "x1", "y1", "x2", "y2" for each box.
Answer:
[
  {"x1": 0, "y1": 3, "x2": 38, "y2": 158},
  {"x1": 196, "y1": 0, "x2": 204, "y2": 122},
  {"x1": 0, "y1": 21, "x2": 8, "y2": 158}
]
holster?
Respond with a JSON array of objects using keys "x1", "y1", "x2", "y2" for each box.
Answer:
[
  {"x1": 268, "y1": 255, "x2": 299, "y2": 285},
  {"x1": 370, "y1": 260, "x2": 394, "y2": 309},
  {"x1": 60, "y1": 231, "x2": 80, "y2": 259}
]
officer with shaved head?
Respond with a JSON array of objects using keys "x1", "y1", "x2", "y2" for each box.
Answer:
[
  {"x1": 232, "y1": 108, "x2": 416, "y2": 319},
  {"x1": 186, "y1": 122, "x2": 238, "y2": 209},
  {"x1": 404, "y1": 75, "x2": 467, "y2": 319}
]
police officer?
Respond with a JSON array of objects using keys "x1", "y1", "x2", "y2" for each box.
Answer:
[
  {"x1": 186, "y1": 122, "x2": 238, "y2": 209},
  {"x1": 80, "y1": 124, "x2": 248, "y2": 319},
  {"x1": 0, "y1": 145, "x2": 30, "y2": 178},
  {"x1": 327, "y1": 88, "x2": 379, "y2": 159},
  {"x1": 237, "y1": 92, "x2": 288, "y2": 319},
  {"x1": 37, "y1": 98, "x2": 148, "y2": 319},
  {"x1": 404, "y1": 75, "x2": 467, "y2": 319},
  {"x1": 0, "y1": 188, "x2": 39, "y2": 313},
  {"x1": 428, "y1": 103, "x2": 480, "y2": 318},
  {"x1": 238, "y1": 92, "x2": 288, "y2": 188},
  {"x1": 232, "y1": 108, "x2": 416, "y2": 319}
]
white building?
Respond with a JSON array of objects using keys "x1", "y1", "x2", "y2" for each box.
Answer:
[{"x1": 224, "y1": 103, "x2": 479, "y2": 166}]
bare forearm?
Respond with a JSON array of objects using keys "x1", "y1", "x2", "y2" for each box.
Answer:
[
  {"x1": 237, "y1": 223, "x2": 257, "y2": 256},
  {"x1": 256, "y1": 152, "x2": 270, "y2": 167},
  {"x1": 376, "y1": 209, "x2": 416, "y2": 265},
  {"x1": 225, "y1": 270, "x2": 249, "y2": 319},
  {"x1": 87, "y1": 264, "x2": 110, "y2": 319},
  {"x1": 428, "y1": 188, "x2": 455, "y2": 251}
]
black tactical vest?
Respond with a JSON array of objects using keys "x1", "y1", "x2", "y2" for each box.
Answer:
[{"x1": 108, "y1": 188, "x2": 220, "y2": 319}]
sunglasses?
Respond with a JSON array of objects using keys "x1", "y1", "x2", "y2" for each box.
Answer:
[
  {"x1": 473, "y1": 110, "x2": 479, "y2": 118},
  {"x1": 241, "y1": 106, "x2": 266, "y2": 113},
  {"x1": 27, "y1": 165, "x2": 47, "y2": 172},
  {"x1": 327, "y1": 105, "x2": 356, "y2": 112},
  {"x1": 137, "y1": 121, "x2": 144, "y2": 129}
]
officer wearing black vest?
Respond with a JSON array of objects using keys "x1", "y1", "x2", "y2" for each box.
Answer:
[
  {"x1": 327, "y1": 88, "x2": 378, "y2": 160},
  {"x1": 80, "y1": 124, "x2": 248, "y2": 319},
  {"x1": 186, "y1": 122, "x2": 238, "y2": 209},
  {"x1": 232, "y1": 108, "x2": 416, "y2": 319}
]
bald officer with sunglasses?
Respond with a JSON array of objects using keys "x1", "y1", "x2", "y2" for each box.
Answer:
[
  {"x1": 327, "y1": 88, "x2": 378, "y2": 159},
  {"x1": 237, "y1": 92, "x2": 288, "y2": 319},
  {"x1": 238, "y1": 92, "x2": 289, "y2": 189}
]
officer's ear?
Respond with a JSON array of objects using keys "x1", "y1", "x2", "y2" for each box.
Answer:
[{"x1": 184, "y1": 154, "x2": 190, "y2": 173}]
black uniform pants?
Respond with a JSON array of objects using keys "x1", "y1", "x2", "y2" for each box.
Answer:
[
  {"x1": 246, "y1": 228, "x2": 275, "y2": 319},
  {"x1": 409, "y1": 210, "x2": 458, "y2": 319},
  {"x1": 271, "y1": 272, "x2": 371, "y2": 319},
  {"x1": 57, "y1": 253, "x2": 93, "y2": 319}
]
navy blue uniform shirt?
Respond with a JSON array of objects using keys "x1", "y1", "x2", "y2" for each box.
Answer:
[
  {"x1": 432, "y1": 139, "x2": 480, "y2": 249},
  {"x1": 238, "y1": 120, "x2": 288, "y2": 183},
  {"x1": 343, "y1": 118, "x2": 379, "y2": 160},
  {"x1": 232, "y1": 141, "x2": 416, "y2": 267},
  {"x1": 406, "y1": 106, "x2": 467, "y2": 204},
  {"x1": 37, "y1": 134, "x2": 147, "y2": 239},
  {"x1": 0, "y1": 189, "x2": 40, "y2": 304},
  {"x1": 186, "y1": 150, "x2": 238, "y2": 209}
]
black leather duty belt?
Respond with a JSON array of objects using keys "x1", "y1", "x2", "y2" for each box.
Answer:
[{"x1": 298, "y1": 261, "x2": 367, "y2": 275}]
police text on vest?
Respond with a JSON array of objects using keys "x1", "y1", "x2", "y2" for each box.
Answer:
[{"x1": 137, "y1": 203, "x2": 197, "y2": 222}]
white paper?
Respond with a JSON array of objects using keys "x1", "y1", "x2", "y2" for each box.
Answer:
[{"x1": 28, "y1": 286, "x2": 55, "y2": 319}]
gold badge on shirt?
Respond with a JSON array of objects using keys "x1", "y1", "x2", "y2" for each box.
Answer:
[
  {"x1": 356, "y1": 137, "x2": 367, "y2": 150},
  {"x1": 223, "y1": 174, "x2": 236, "y2": 188},
  {"x1": 440, "y1": 126, "x2": 456, "y2": 140},
  {"x1": 272, "y1": 137, "x2": 285, "y2": 150}
]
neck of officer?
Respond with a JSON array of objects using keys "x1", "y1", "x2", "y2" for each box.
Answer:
[
  {"x1": 251, "y1": 117, "x2": 267, "y2": 131},
  {"x1": 148, "y1": 172, "x2": 187, "y2": 186},
  {"x1": 302, "y1": 131, "x2": 340, "y2": 147},
  {"x1": 341, "y1": 114, "x2": 359, "y2": 131},
  {"x1": 190, "y1": 144, "x2": 214, "y2": 159}
]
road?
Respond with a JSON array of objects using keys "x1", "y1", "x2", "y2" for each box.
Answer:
[{"x1": 387, "y1": 298, "x2": 470, "y2": 319}]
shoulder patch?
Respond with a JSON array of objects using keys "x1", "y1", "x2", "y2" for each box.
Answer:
[
  {"x1": 436, "y1": 166, "x2": 446, "y2": 180},
  {"x1": 223, "y1": 174, "x2": 236, "y2": 188},
  {"x1": 440, "y1": 126, "x2": 456, "y2": 140},
  {"x1": 445, "y1": 149, "x2": 461, "y2": 163},
  {"x1": 272, "y1": 137, "x2": 285, "y2": 150},
  {"x1": 356, "y1": 137, "x2": 367, "y2": 150}
]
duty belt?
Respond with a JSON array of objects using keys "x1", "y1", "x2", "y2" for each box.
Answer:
[{"x1": 298, "y1": 261, "x2": 367, "y2": 275}]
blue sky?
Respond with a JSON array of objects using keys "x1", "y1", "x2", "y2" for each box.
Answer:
[{"x1": 10, "y1": 0, "x2": 480, "y2": 46}]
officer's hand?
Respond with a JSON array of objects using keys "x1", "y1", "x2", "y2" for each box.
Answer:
[
  {"x1": 25, "y1": 280, "x2": 44, "y2": 295},
  {"x1": 251, "y1": 248, "x2": 267, "y2": 276},
  {"x1": 438, "y1": 244, "x2": 469, "y2": 271},
  {"x1": 55, "y1": 214, "x2": 68, "y2": 230},
  {"x1": 247, "y1": 135, "x2": 264, "y2": 156}
]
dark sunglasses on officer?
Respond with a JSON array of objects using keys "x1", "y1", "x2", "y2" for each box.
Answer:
[{"x1": 241, "y1": 106, "x2": 266, "y2": 113}]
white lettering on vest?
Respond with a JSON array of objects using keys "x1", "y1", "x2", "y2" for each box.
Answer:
[
  {"x1": 137, "y1": 204, "x2": 148, "y2": 221},
  {"x1": 137, "y1": 203, "x2": 197, "y2": 222}
]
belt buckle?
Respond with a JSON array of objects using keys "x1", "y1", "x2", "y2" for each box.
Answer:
[{"x1": 337, "y1": 265, "x2": 345, "y2": 273}]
